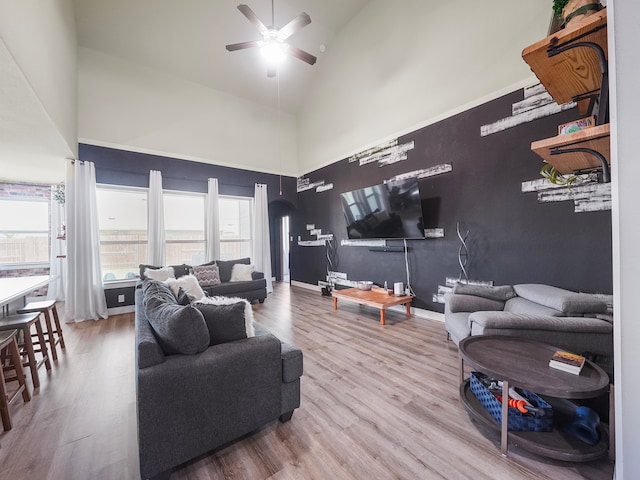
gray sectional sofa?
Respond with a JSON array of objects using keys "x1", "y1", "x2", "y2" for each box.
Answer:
[
  {"x1": 444, "y1": 283, "x2": 613, "y2": 360},
  {"x1": 135, "y1": 280, "x2": 302, "y2": 480}
]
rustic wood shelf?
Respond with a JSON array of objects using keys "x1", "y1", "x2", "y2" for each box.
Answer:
[
  {"x1": 522, "y1": 9, "x2": 607, "y2": 106},
  {"x1": 531, "y1": 123, "x2": 610, "y2": 174}
]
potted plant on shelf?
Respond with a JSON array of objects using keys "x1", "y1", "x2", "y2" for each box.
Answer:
[
  {"x1": 540, "y1": 162, "x2": 598, "y2": 188},
  {"x1": 553, "y1": 0, "x2": 602, "y2": 30}
]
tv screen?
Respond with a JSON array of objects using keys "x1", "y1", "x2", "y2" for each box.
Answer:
[{"x1": 340, "y1": 178, "x2": 425, "y2": 239}]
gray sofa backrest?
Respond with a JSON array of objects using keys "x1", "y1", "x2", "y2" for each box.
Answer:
[{"x1": 513, "y1": 284, "x2": 608, "y2": 316}]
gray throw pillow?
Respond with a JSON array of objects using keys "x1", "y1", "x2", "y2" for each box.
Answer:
[
  {"x1": 452, "y1": 282, "x2": 517, "y2": 302},
  {"x1": 216, "y1": 257, "x2": 251, "y2": 283},
  {"x1": 194, "y1": 302, "x2": 247, "y2": 346},
  {"x1": 142, "y1": 280, "x2": 209, "y2": 355}
]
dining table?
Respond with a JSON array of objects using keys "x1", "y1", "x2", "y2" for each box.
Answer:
[{"x1": 0, "y1": 275, "x2": 54, "y2": 316}]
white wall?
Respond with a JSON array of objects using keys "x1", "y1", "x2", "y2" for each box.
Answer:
[
  {"x1": 609, "y1": 0, "x2": 640, "y2": 477},
  {"x1": 78, "y1": 48, "x2": 298, "y2": 176},
  {"x1": 0, "y1": 0, "x2": 77, "y2": 159},
  {"x1": 297, "y1": 0, "x2": 551, "y2": 173}
]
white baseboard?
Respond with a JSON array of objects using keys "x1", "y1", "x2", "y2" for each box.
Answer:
[{"x1": 289, "y1": 280, "x2": 444, "y2": 322}]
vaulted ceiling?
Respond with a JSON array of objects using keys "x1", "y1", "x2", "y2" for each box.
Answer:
[{"x1": 74, "y1": 0, "x2": 370, "y2": 113}]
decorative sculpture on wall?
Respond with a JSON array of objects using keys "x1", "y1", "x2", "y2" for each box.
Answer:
[
  {"x1": 322, "y1": 234, "x2": 337, "y2": 296},
  {"x1": 457, "y1": 221, "x2": 470, "y2": 283}
]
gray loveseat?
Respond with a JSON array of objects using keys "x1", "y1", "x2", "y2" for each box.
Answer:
[
  {"x1": 444, "y1": 283, "x2": 613, "y2": 359},
  {"x1": 135, "y1": 280, "x2": 302, "y2": 479}
]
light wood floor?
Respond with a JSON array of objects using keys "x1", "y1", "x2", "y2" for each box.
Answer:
[{"x1": 0, "y1": 284, "x2": 614, "y2": 479}]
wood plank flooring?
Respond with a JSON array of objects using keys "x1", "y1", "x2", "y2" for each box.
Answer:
[{"x1": 0, "y1": 284, "x2": 614, "y2": 479}]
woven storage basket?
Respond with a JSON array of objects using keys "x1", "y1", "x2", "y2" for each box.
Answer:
[{"x1": 470, "y1": 372, "x2": 554, "y2": 432}]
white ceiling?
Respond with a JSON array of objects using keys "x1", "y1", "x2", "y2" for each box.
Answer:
[{"x1": 74, "y1": 0, "x2": 371, "y2": 113}]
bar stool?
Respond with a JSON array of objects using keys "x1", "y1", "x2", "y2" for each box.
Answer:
[
  {"x1": 0, "y1": 329, "x2": 31, "y2": 431},
  {"x1": 0, "y1": 313, "x2": 51, "y2": 389},
  {"x1": 18, "y1": 300, "x2": 65, "y2": 362}
]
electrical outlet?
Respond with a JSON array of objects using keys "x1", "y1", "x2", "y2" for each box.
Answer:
[{"x1": 118, "y1": 294, "x2": 125, "y2": 303}]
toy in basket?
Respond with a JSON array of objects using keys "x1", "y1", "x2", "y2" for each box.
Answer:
[{"x1": 469, "y1": 372, "x2": 554, "y2": 432}]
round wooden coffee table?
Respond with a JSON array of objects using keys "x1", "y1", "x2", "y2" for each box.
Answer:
[{"x1": 458, "y1": 335, "x2": 610, "y2": 461}]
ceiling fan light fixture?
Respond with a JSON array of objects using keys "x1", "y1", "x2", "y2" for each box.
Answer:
[{"x1": 260, "y1": 40, "x2": 288, "y2": 64}]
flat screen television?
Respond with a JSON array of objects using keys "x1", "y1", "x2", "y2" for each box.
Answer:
[{"x1": 340, "y1": 178, "x2": 425, "y2": 240}]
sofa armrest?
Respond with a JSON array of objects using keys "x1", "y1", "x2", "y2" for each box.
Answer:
[
  {"x1": 252, "y1": 271, "x2": 264, "y2": 280},
  {"x1": 137, "y1": 333, "x2": 282, "y2": 478},
  {"x1": 281, "y1": 342, "x2": 303, "y2": 383},
  {"x1": 445, "y1": 293, "x2": 505, "y2": 314}
]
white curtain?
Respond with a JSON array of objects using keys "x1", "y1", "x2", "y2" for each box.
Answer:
[
  {"x1": 65, "y1": 160, "x2": 108, "y2": 323},
  {"x1": 47, "y1": 185, "x2": 67, "y2": 303},
  {"x1": 205, "y1": 178, "x2": 220, "y2": 262},
  {"x1": 253, "y1": 184, "x2": 273, "y2": 293},
  {"x1": 147, "y1": 170, "x2": 165, "y2": 266}
]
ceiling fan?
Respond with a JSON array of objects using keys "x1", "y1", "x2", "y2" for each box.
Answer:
[{"x1": 225, "y1": 1, "x2": 317, "y2": 77}]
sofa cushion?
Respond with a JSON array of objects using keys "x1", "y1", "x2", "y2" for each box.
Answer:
[
  {"x1": 202, "y1": 278, "x2": 266, "y2": 297},
  {"x1": 514, "y1": 284, "x2": 607, "y2": 315},
  {"x1": 193, "y1": 264, "x2": 221, "y2": 287},
  {"x1": 194, "y1": 302, "x2": 248, "y2": 345},
  {"x1": 452, "y1": 282, "x2": 516, "y2": 302},
  {"x1": 217, "y1": 257, "x2": 251, "y2": 282},
  {"x1": 142, "y1": 280, "x2": 209, "y2": 355},
  {"x1": 165, "y1": 274, "x2": 206, "y2": 301},
  {"x1": 195, "y1": 296, "x2": 255, "y2": 337},
  {"x1": 504, "y1": 297, "x2": 564, "y2": 316},
  {"x1": 230, "y1": 263, "x2": 254, "y2": 282}
]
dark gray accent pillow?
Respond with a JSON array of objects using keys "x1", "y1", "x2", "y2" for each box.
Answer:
[
  {"x1": 452, "y1": 282, "x2": 517, "y2": 302},
  {"x1": 142, "y1": 280, "x2": 209, "y2": 355},
  {"x1": 216, "y1": 257, "x2": 251, "y2": 283},
  {"x1": 194, "y1": 302, "x2": 247, "y2": 346},
  {"x1": 176, "y1": 287, "x2": 192, "y2": 306}
]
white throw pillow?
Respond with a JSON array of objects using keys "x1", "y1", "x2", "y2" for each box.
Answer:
[
  {"x1": 230, "y1": 263, "x2": 254, "y2": 282},
  {"x1": 145, "y1": 266, "x2": 175, "y2": 282},
  {"x1": 194, "y1": 296, "x2": 255, "y2": 337},
  {"x1": 164, "y1": 274, "x2": 205, "y2": 301}
]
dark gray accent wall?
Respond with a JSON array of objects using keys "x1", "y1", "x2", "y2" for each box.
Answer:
[
  {"x1": 289, "y1": 89, "x2": 613, "y2": 312},
  {"x1": 79, "y1": 144, "x2": 298, "y2": 283}
]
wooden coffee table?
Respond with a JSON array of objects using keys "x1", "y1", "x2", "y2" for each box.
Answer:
[{"x1": 332, "y1": 287, "x2": 413, "y2": 325}]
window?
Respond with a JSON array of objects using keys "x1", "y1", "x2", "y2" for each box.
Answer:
[
  {"x1": 0, "y1": 199, "x2": 49, "y2": 265},
  {"x1": 96, "y1": 187, "x2": 148, "y2": 280},
  {"x1": 219, "y1": 196, "x2": 253, "y2": 260},
  {"x1": 164, "y1": 192, "x2": 205, "y2": 266},
  {"x1": 96, "y1": 185, "x2": 251, "y2": 281}
]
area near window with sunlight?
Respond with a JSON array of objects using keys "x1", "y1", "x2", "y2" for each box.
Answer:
[
  {"x1": 219, "y1": 197, "x2": 252, "y2": 260},
  {"x1": 96, "y1": 188, "x2": 252, "y2": 281},
  {"x1": 0, "y1": 199, "x2": 49, "y2": 265},
  {"x1": 164, "y1": 192, "x2": 205, "y2": 266}
]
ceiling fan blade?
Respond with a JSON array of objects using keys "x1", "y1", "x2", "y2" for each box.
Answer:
[
  {"x1": 237, "y1": 4, "x2": 270, "y2": 36},
  {"x1": 225, "y1": 40, "x2": 260, "y2": 51},
  {"x1": 267, "y1": 65, "x2": 277, "y2": 78},
  {"x1": 287, "y1": 46, "x2": 317, "y2": 65},
  {"x1": 276, "y1": 12, "x2": 311, "y2": 41}
]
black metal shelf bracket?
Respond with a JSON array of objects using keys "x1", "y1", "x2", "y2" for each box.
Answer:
[{"x1": 550, "y1": 146, "x2": 610, "y2": 183}]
